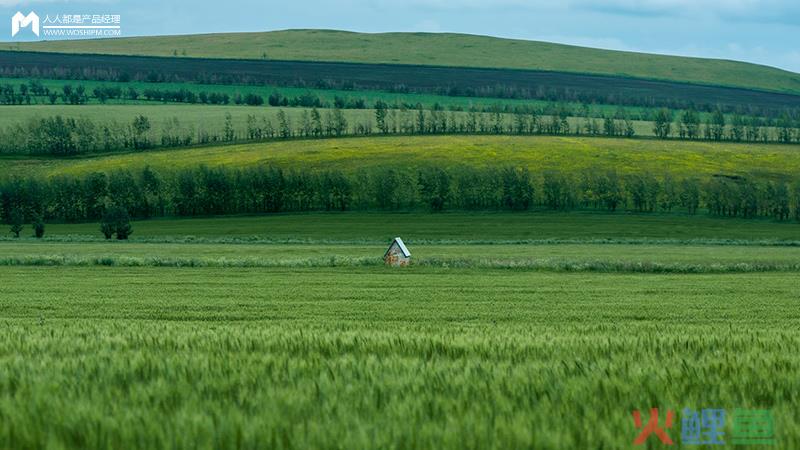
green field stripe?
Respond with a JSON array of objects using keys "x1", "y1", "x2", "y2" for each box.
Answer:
[{"x1": 2, "y1": 253, "x2": 799, "y2": 273}]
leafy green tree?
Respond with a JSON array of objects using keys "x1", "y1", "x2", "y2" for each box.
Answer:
[
  {"x1": 559, "y1": 113, "x2": 570, "y2": 136},
  {"x1": 140, "y1": 166, "x2": 164, "y2": 218},
  {"x1": 583, "y1": 117, "x2": 598, "y2": 135},
  {"x1": 680, "y1": 178, "x2": 701, "y2": 214},
  {"x1": 418, "y1": 168, "x2": 451, "y2": 211},
  {"x1": 746, "y1": 117, "x2": 762, "y2": 142},
  {"x1": 132, "y1": 115, "x2": 152, "y2": 149},
  {"x1": 768, "y1": 182, "x2": 790, "y2": 221},
  {"x1": 711, "y1": 109, "x2": 726, "y2": 141},
  {"x1": 528, "y1": 109, "x2": 540, "y2": 134},
  {"x1": 778, "y1": 113, "x2": 795, "y2": 144},
  {"x1": 730, "y1": 115, "x2": 745, "y2": 142},
  {"x1": 466, "y1": 107, "x2": 478, "y2": 133},
  {"x1": 546, "y1": 115, "x2": 563, "y2": 135},
  {"x1": 591, "y1": 171, "x2": 625, "y2": 211},
  {"x1": 299, "y1": 110, "x2": 312, "y2": 137},
  {"x1": 374, "y1": 100, "x2": 389, "y2": 134},
  {"x1": 61, "y1": 84, "x2": 73, "y2": 103},
  {"x1": 245, "y1": 114, "x2": 260, "y2": 140},
  {"x1": 626, "y1": 174, "x2": 659, "y2": 212},
  {"x1": 32, "y1": 214, "x2": 45, "y2": 238},
  {"x1": 107, "y1": 170, "x2": 142, "y2": 216},
  {"x1": 680, "y1": 109, "x2": 701, "y2": 139},
  {"x1": 416, "y1": 107, "x2": 426, "y2": 134},
  {"x1": 542, "y1": 172, "x2": 576, "y2": 210},
  {"x1": 603, "y1": 116, "x2": 616, "y2": 136},
  {"x1": 659, "y1": 174, "x2": 679, "y2": 212},
  {"x1": 652, "y1": 109, "x2": 672, "y2": 139},
  {"x1": 430, "y1": 109, "x2": 446, "y2": 134},
  {"x1": 703, "y1": 119, "x2": 713, "y2": 140},
  {"x1": 332, "y1": 107, "x2": 348, "y2": 136},
  {"x1": 9, "y1": 208, "x2": 23, "y2": 238},
  {"x1": 491, "y1": 106, "x2": 504, "y2": 134},
  {"x1": 319, "y1": 171, "x2": 352, "y2": 211},
  {"x1": 100, "y1": 206, "x2": 133, "y2": 240},
  {"x1": 514, "y1": 109, "x2": 528, "y2": 134},
  {"x1": 224, "y1": 112, "x2": 236, "y2": 141},
  {"x1": 100, "y1": 216, "x2": 115, "y2": 239},
  {"x1": 310, "y1": 108, "x2": 323, "y2": 137},
  {"x1": 372, "y1": 168, "x2": 402, "y2": 209},
  {"x1": 623, "y1": 118, "x2": 635, "y2": 138},
  {"x1": 792, "y1": 182, "x2": 800, "y2": 222},
  {"x1": 500, "y1": 167, "x2": 534, "y2": 211},
  {"x1": 83, "y1": 172, "x2": 108, "y2": 220}
]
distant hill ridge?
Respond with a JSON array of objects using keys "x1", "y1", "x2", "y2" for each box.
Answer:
[{"x1": 3, "y1": 29, "x2": 800, "y2": 95}]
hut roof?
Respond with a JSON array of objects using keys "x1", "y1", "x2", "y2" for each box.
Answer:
[{"x1": 384, "y1": 237, "x2": 411, "y2": 258}]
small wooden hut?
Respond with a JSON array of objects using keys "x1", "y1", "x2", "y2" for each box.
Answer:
[{"x1": 384, "y1": 237, "x2": 411, "y2": 266}]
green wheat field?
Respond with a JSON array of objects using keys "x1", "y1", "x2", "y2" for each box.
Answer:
[{"x1": 2, "y1": 212, "x2": 800, "y2": 449}]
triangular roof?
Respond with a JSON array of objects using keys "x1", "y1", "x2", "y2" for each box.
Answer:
[{"x1": 384, "y1": 237, "x2": 411, "y2": 258}]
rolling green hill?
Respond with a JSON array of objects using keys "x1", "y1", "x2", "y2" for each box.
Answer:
[
  {"x1": 4, "y1": 135, "x2": 800, "y2": 181},
  {"x1": 4, "y1": 29, "x2": 800, "y2": 95}
]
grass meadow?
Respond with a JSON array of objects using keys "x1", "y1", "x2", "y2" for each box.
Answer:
[
  {"x1": 3, "y1": 134, "x2": 800, "y2": 180},
  {"x1": 20, "y1": 211, "x2": 800, "y2": 241},
  {"x1": 1, "y1": 211, "x2": 799, "y2": 273},
  {"x1": 5, "y1": 240, "x2": 800, "y2": 265}
]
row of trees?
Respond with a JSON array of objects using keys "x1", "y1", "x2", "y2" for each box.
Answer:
[
  {"x1": 5, "y1": 80, "x2": 800, "y2": 135},
  {"x1": 6, "y1": 204, "x2": 131, "y2": 239},
  {"x1": 2, "y1": 81, "x2": 639, "y2": 117},
  {"x1": 652, "y1": 108, "x2": 800, "y2": 143},
  {"x1": 3, "y1": 65, "x2": 796, "y2": 119},
  {"x1": 6, "y1": 209, "x2": 44, "y2": 238},
  {"x1": 4, "y1": 107, "x2": 800, "y2": 156},
  {"x1": 0, "y1": 82, "x2": 251, "y2": 106},
  {"x1": 0, "y1": 115, "x2": 157, "y2": 155},
  {"x1": 2, "y1": 166, "x2": 799, "y2": 224}
]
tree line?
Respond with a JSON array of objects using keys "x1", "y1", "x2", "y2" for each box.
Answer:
[
  {"x1": 1, "y1": 80, "x2": 642, "y2": 117},
  {"x1": 6, "y1": 80, "x2": 800, "y2": 132},
  {"x1": 652, "y1": 108, "x2": 799, "y2": 143},
  {"x1": 4, "y1": 105, "x2": 800, "y2": 157},
  {"x1": 2, "y1": 166, "x2": 799, "y2": 225},
  {"x1": 3, "y1": 63, "x2": 798, "y2": 119}
]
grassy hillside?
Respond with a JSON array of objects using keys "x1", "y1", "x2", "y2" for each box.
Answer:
[
  {"x1": 4, "y1": 29, "x2": 800, "y2": 94},
  {"x1": 4, "y1": 135, "x2": 800, "y2": 181}
]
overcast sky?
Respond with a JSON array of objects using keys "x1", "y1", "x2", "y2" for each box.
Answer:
[{"x1": 2, "y1": 0, "x2": 800, "y2": 73}]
